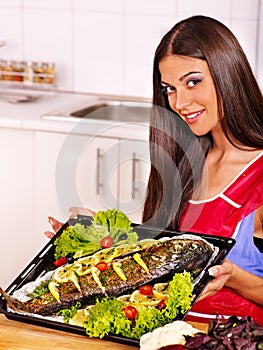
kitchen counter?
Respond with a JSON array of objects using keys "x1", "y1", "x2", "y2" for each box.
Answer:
[
  {"x1": 0, "y1": 314, "x2": 208, "y2": 349},
  {"x1": 0, "y1": 91, "x2": 150, "y2": 140}
]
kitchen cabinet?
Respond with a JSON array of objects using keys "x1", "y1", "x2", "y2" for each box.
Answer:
[
  {"x1": 118, "y1": 139, "x2": 150, "y2": 223},
  {"x1": 34, "y1": 131, "x2": 119, "y2": 239},
  {"x1": 34, "y1": 130, "x2": 150, "y2": 236},
  {"x1": 0, "y1": 128, "x2": 34, "y2": 288},
  {"x1": 0, "y1": 125, "x2": 150, "y2": 289}
]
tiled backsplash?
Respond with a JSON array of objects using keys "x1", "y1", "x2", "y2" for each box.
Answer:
[{"x1": 0, "y1": 0, "x2": 261, "y2": 98}]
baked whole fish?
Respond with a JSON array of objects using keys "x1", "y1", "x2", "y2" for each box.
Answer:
[{"x1": 0, "y1": 235, "x2": 216, "y2": 316}]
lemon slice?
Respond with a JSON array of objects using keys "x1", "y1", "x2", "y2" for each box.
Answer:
[
  {"x1": 69, "y1": 308, "x2": 89, "y2": 327},
  {"x1": 94, "y1": 247, "x2": 118, "y2": 263},
  {"x1": 153, "y1": 282, "x2": 169, "y2": 300},
  {"x1": 69, "y1": 273, "x2": 82, "y2": 291},
  {"x1": 133, "y1": 253, "x2": 150, "y2": 274},
  {"x1": 77, "y1": 255, "x2": 99, "y2": 275},
  {"x1": 91, "y1": 266, "x2": 104, "y2": 290},
  {"x1": 112, "y1": 262, "x2": 127, "y2": 282},
  {"x1": 53, "y1": 263, "x2": 82, "y2": 291},
  {"x1": 130, "y1": 290, "x2": 160, "y2": 306},
  {"x1": 117, "y1": 294, "x2": 132, "y2": 304},
  {"x1": 53, "y1": 263, "x2": 82, "y2": 283},
  {"x1": 114, "y1": 243, "x2": 139, "y2": 257},
  {"x1": 48, "y1": 281, "x2": 60, "y2": 301}
]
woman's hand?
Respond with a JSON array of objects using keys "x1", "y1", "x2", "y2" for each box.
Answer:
[
  {"x1": 44, "y1": 207, "x2": 96, "y2": 239},
  {"x1": 196, "y1": 259, "x2": 233, "y2": 301},
  {"x1": 44, "y1": 216, "x2": 64, "y2": 239},
  {"x1": 68, "y1": 206, "x2": 96, "y2": 219}
]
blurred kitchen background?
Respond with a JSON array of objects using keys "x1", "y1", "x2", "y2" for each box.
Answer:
[
  {"x1": 0, "y1": 0, "x2": 262, "y2": 98},
  {"x1": 0, "y1": 0, "x2": 262, "y2": 289}
]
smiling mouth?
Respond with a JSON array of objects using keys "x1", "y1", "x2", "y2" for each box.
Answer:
[{"x1": 183, "y1": 110, "x2": 204, "y2": 122}]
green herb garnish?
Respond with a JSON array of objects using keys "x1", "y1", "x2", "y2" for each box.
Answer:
[
  {"x1": 27, "y1": 280, "x2": 50, "y2": 299},
  {"x1": 56, "y1": 302, "x2": 81, "y2": 324}
]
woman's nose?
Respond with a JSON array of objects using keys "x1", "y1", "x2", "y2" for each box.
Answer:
[{"x1": 170, "y1": 90, "x2": 191, "y2": 111}]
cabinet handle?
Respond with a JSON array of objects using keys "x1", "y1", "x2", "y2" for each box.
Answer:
[
  {"x1": 131, "y1": 152, "x2": 139, "y2": 199},
  {"x1": 96, "y1": 148, "x2": 103, "y2": 195}
]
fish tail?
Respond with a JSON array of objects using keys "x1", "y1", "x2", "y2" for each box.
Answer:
[{"x1": 0, "y1": 286, "x2": 27, "y2": 313}]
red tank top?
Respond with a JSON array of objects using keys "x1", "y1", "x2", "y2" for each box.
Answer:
[{"x1": 180, "y1": 151, "x2": 263, "y2": 326}]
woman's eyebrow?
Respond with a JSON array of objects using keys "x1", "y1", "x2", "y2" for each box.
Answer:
[
  {"x1": 161, "y1": 71, "x2": 202, "y2": 86},
  {"x1": 160, "y1": 81, "x2": 170, "y2": 85},
  {"x1": 179, "y1": 71, "x2": 202, "y2": 81}
]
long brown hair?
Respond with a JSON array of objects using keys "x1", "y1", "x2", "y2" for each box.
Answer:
[{"x1": 142, "y1": 15, "x2": 263, "y2": 230}]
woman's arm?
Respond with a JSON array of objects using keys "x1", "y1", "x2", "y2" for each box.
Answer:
[{"x1": 225, "y1": 261, "x2": 263, "y2": 305}]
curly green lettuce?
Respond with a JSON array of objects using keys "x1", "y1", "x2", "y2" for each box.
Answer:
[
  {"x1": 92, "y1": 208, "x2": 135, "y2": 242},
  {"x1": 54, "y1": 209, "x2": 138, "y2": 260},
  {"x1": 82, "y1": 271, "x2": 193, "y2": 340}
]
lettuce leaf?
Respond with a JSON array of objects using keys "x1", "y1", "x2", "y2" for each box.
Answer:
[
  {"x1": 53, "y1": 223, "x2": 103, "y2": 260},
  {"x1": 53, "y1": 209, "x2": 138, "y2": 260},
  {"x1": 82, "y1": 271, "x2": 193, "y2": 340},
  {"x1": 84, "y1": 298, "x2": 132, "y2": 338},
  {"x1": 92, "y1": 208, "x2": 134, "y2": 242}
]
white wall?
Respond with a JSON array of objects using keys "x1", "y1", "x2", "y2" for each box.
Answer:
[{"x1": 0, "y1": 0, "x2": 261, "y2": 98}]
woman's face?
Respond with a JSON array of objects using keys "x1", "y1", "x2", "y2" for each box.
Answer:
[{"x1": 159, "y1": 54, "x2": 220, "y2": 136}]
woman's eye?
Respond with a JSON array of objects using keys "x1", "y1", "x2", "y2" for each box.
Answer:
[
  {"x1": 160, "y1": 85, "x2": 176, "y2": 95},
  {"x1": 187, "y1": 78, "x2": 201, "y2": 88}
]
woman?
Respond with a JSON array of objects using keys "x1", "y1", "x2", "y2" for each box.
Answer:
[
  {"x1": 142, "y1": 15, "x2": 263, "y2": 324},
  {"x1": 47, "y1": 16, "x2": 263, "y2": 325}
]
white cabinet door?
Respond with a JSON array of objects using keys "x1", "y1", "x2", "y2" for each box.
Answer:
[
  {"x1": 34, "y1": 131, "x2": 119, "y2": 242},
  {"x1": 0, "y1": 128, "x2": 34, "y2": 288},
  {"x1": 118, "y1": 139, "x2": 150, "y2": 223},
  {"x1": 74, "y1": 134, "x2": 119, "y2": 213}
]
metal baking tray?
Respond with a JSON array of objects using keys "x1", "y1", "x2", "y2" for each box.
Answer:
[{"x1": 0, "y1": 215, "x2": 235, "y2": 347}]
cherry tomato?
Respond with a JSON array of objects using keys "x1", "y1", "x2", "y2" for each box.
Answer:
[
  {"x1": 100, "y1": 235, "x2": 114, "y2": 248},
  {"x1": 157, "y1": 299, "x2": 166, "y2": 310},
  {"x1": 122, "y1": 306, "x2": 138, "y2": 320},
  {"x1": 95, "y1": 261, "x2": 108, "y2": 271},
  {"x1": 53, "y1": 256, "x2": 67, "y2": 267},
  {"x1": 139, "y1": 285, "x2": 153, "y2": 296}
]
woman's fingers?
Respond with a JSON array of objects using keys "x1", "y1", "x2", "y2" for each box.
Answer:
[
  {"x1": 47, "y1": 216, "x2": 64, "y2": 233},
  {"x1": 44, "y1": 231, "x2": 55, "y2": 239},
  {"x1": 68, "y1": 207, "x2": 96, "y2": 218},
  {"x1": 208, "y1": 259, "x2": 233, "y2": 277},
  {"x1": 44, "y1": 208, "x2": 96, "y2": 239},
  {"x1": 197, "y1": 261, "x2": 233, "y2": 301}
]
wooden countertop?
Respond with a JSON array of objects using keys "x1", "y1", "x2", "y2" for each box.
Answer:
[{"x1": 0, "y1": 314, "x2": 208, "y2": 349}]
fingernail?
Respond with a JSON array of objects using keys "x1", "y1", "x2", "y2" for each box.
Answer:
[{"x1": 209, "y1": 267, "x2": 219, "y2": 276}]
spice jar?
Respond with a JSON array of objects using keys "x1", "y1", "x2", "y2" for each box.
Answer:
[
  {"x1": 23, "y1": 61, "x2": 34, "y2": 84},
  {"x1": 45, "y1": 62, "x2": 55, "y2": 84},
  {"x1": 13, "y1": 61, "x2": 24, "y2": 82},
  {"x1": 34, "y1": 62, "x2": 45, "y2": 84},
  {"x1": 3, "y1": 60, "x2": 13, "y2": 81},
  {"x1": 0, "y1": 59, "x2": 4, "y2": 80}
]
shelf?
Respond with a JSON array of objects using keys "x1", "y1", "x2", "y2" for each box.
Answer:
[{"x1": 0, "y1": 81, "x2": 58, "y2": 102}]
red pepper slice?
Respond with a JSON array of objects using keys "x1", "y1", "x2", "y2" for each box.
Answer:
[
  {"x1": 53, "y1": 256, "x2": 67, "y2": 267},
  {"x1": 157, "y1": 299, "x2": 166, "y2": 310}
]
